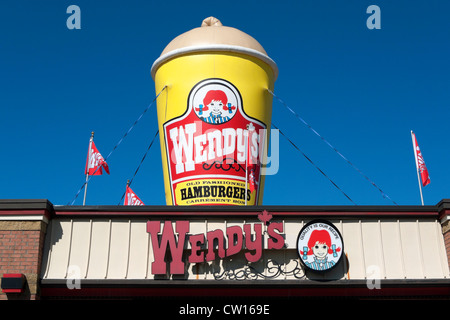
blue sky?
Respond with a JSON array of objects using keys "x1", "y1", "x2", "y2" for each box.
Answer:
[{"x1": 1, "y1": 0, "x2": 449, "y2": 206}]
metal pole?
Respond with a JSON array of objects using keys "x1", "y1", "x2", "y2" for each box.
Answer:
[
  {"x1": 411, "y1": 130, "x2": 424, "y2": 206},
  {"x1": 124, "y1": 179, "x2": 130, "y2": 205},
  {"x1": 83, "y1": 131, "x2": 94, "y2": 206},
  {"x1": 245, "y1": 136, "x2": 248, "y2": 206}
]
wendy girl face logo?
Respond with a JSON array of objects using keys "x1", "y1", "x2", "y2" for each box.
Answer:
[
  {"x1": 193, "y1": 82, "x2": 238, "y2": 124},
  {"x1": 297, "y1": 220, "x2": 344, "y2": 272}
]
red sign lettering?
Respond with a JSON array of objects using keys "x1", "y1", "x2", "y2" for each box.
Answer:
[{"x1": 146, "y1": 215, "x2": 285, "y2": 275}]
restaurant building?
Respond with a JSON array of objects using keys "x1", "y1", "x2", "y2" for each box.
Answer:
[
  {"x1": 2, "y1": 17, "x2": 449, "y2": 303},
  {"x1": 1, "y1": 198, "x2": 449, "y2": 300}
]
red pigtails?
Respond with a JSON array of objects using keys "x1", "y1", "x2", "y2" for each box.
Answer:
[{"x1": 301, "y1": 230, "x2": 341, "y2": 256}]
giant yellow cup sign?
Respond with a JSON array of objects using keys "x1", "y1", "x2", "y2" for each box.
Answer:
[{"x1": 151, "y1": 18, "x2": 278, "y2": 206}]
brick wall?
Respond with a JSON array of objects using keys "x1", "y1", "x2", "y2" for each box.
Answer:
[{"x1": 0, "y1": 221, "x2": 47, "y2": 300}]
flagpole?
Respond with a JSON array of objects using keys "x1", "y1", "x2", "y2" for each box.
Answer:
[
  {"x1": 124, "y1": 179, "x2": 130, "y2": 205},
  {"x1": 411, "y1": 130, "x2": 424, "y2": 206},
  {"x1": 83, "y1": 131, "x2": 94, "y2": 206},
  {"x1": 245, "y1": 125, "x2": 249, "y2": 206},
  {"x1": 245, "y1": 137, "x2": 248, "y2": 206}
]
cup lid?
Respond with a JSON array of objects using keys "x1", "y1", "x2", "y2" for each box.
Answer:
[{"x1": 151, "y1": 17, "x2": 278, "y2": 80}]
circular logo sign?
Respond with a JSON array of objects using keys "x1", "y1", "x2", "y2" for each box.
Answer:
[{"x1": 297, "y1": 220, "x2": 344, "y2": 272}]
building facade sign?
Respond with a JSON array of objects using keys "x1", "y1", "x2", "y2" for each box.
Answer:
[
  {"x1": 146, "y1": 212, "x2": 284, "y2": 275},
  {"x1": 146, "y1": 215, "x2": 345, "y2": 276}
]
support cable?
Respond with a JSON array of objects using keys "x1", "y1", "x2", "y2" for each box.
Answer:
[
  {"x1": 67, "y1": 86, "x2": 167, "y2": 205},
  {"x1": 268, "y1": 89, "x2": 397, "y2": 205},
  {"x1": 272, "y1": 122, "x2": 356, "y2": 205},
  {"x1": 118, "y1": 130, "x2": 159, "y2": 205}
]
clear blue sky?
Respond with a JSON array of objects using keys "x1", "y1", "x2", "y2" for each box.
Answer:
[{"x1": 1, "y1": 0, "x2": 449, "y2": 206}]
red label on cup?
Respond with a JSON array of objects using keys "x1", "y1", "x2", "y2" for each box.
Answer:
[{"x1": 163, "y1": 78, "x2": 266, "y2": 205}]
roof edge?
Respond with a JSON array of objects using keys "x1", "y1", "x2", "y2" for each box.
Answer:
[{"x1": 0, "y1": 199, "x2": 54, "y2": 211}]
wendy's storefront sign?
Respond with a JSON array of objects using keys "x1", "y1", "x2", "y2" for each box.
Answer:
[
  {"x1": 146, "y1": 212, "x2": 284, "y2": 275},
  {"x1": 146, "y1": 214, "x2": 345, "y2": 276}
]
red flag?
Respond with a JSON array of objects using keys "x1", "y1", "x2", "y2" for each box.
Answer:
[
  {"x1": 85, "y1": 141, "x2": 109, "y2": 176},
  {"x1": 124, "y1": 185, "x2": 144, "y2": 206},
  {"x1": 412, "y1": 131, "x2": 430, "y2": 187},
  {"x1": 248, "y1": 168, "x2": 256, "y2": 192}
]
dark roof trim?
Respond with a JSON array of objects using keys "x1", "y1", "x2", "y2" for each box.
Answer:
[
  {"x1": 53, "y1": 204, "x2": 438, "y2": 218},
  {"x1": 55, "y1": 204, "x2": 438, "y2": 212},
  {"x1": 0, "y1": 199, "x2": 54, "y2": 211},
  {"x1": 0, "y1": 199, "x2": 55, "y2": 219},
  {"x1": 2, "y1": 199, "x2": 449, "y2": 219},
  {"x1": 40, "y1": 278, "x2": 450, "y2": 299},
  {"x1": 41, "y1": 278, "x2": 450, "y2": 288}
]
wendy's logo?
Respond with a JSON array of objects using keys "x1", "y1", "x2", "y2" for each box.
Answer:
[
  {"x1": 297, "y1": 220, "x2": 344, "y2": 272},
  {"x1": 192, "y1": 80, "x2": 238, "y2": 124},
  {"x1": 162, "y1": 78, "x2": 266, "y2": 206}
]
